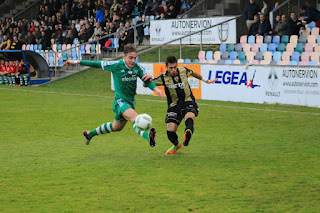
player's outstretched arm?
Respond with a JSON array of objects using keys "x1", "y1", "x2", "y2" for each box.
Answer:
[
  {"x1": 190, "y1": 71, "x2": 218, "y2": 84},
  {"x1": 64, "y1": 60, "x2": 104, "y2": 68}
]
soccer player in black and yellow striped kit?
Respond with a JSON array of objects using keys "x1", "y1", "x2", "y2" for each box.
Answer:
[{"x1": 150, "y1": 56, "x2": 218, "y2": 154}]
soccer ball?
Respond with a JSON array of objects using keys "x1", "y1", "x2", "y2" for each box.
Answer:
[{"x1": 135, "y1": 113, "x2": 152, "y2": 131}]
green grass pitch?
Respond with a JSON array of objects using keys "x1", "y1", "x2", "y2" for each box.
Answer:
[{"x1": 0, "y1": 68, "x2": 320, "y2": 212}]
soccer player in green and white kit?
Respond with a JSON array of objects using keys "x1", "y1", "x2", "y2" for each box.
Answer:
[{"x1": 64, "y1": 44, "x2": 164, "y2": 147}]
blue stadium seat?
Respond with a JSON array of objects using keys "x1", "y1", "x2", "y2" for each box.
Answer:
[
  {"x1": 308, "y1": 22, "x2": 316, "y2": 31},
  {"x1": 248, "y1": 35, "x2": 255, "y2": 46},
  {"x1": 298, "y1": 35, "x2": 307, "y2": 44},
  {"x1": 90, "y1": 44, "x2": 96, "y2": 53},
  {"x1": 291, "y1": 52, "x2": 300, "y2": 62},
  {"x1": 259, "y1": 43, "x2": 268, "y2": 53},
  {"x1": 193, "y1": 59, "x2": 199, "y2": 63},
  {"x1": 184, "y1": 58, "x2": 191, "y2": 63},
  {"x1": 309, "y1": 61, "x2": 318, "y2": 66},
  {"x1": 289, "y1": 61, "x2": 298, "y2": 65},
  {"x1": 268, "y1": 43, "x2": 277, "y2": 53},
  {"x1": 29, "y1": 44, "x2": 34, "y2": 51},
  {"x1": 34, "y1": 44, "x2": 38, "y2": 51},
  {"x1": 57, "y1": 44, "x2": 62, "y2": 51},
  {"x1": 270, "y1": 60, "x2": 278, "y2": 65},
  {"x1": 73, "y1": 38, "x2": 79, "y2": 45},
  {"x1": 273, "y1": 51, "x2": 282, "y2": 62},
  {"x1": 80, "y1": 45, "x2": 85, "y2": 54},
  {"x1": 217, "y1": 60, "x2": 225, "y2": 64},
  {"x1": 58, "y1": 57, "x2": 64, "y2": 67},
  {"x1": 230, "y1": 51, "x2": 238, "y2": 61},
  {"x1": 205, "y1": 51, "x2": 213, "y2": 60},
  {"x1": 272, "y1": 35, "x2": 280, "y2": 47},
  {"x1": 225, "y1": 60, "x2": 232, "y2": 64},
  {"x1": 220, "y1": 43, "x2": 226, "y2": 52},
  {"x1": 317, "y1": 35, "x2": 320, "y2": 43},
  {"x1": 37, "y1": 44, "x2": 42, "y2": 50},
  {"x1": 295, "y1": 43, "x2": 304, "y2": 54}
]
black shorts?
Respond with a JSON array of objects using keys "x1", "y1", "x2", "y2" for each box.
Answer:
[{"x1": 165, "y1": 101, "x2": 199, "y2": 125}]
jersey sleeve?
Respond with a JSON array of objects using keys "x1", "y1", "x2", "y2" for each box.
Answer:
[
  {"x1": 184, "y1": 67, "x2": 194, "y2": 76},
  {"x1": 152, "y1": 75, "x2": 164, "y2": 86},
  {"x1": 80, "y1": 60, "x2": 119, "y2": 72},
  {"x1": 136, "y1": 63, "x2": 157, "y2": 90}
]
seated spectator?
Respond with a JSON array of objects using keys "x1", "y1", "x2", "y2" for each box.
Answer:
[
  {"x1": 10, "y1": 35, "x2": 23, "y2": 50},
  {"x1": 85, "y1": 22, "x2": 94, "y2": 39},
  {"x1": 167, "y1": 4, "x2": 178, "y2": 18},
  {"x1": 78, "y1": 29, "x2": 88, "y2": 43},
  {"x1": 275, "y1": 14, "x2": 288, "y2": 36},
  {"x1": 64, "y1": 29, "x2": 75, "y2": 44},
  {"x1": 257, "y1": 13, "x2": 271, "y2": 36},
  {"x1": 157, "y1": 13, "x2": 166, "y2": 20},
  {"x1": 110, "y1": 0, "x2": 121, "y2": 14},
  {"x1": 75, "y1": 19, "x2": 82, "y2": 32},
  {"x1": 116, "y1": 22, "x2": 126, "y2": 39},
  {"x1": 71, "y1": 23, "x2": 78, "y2": 38},
  {"x1": 144, "y1": 0, "x2": 155, "y2": 15},
  {"x1": 52, "y1": 25, "x2": 63, "y2": 43},
  {"x1": 39, "y1": 31, "x2": 51, "y2": 50},
  {"x1": 247, "y1": 15, "x2": 260, "y2": 36},
  {"x1": 287, "y1": 12, "x2": 304, "y2": 36},
  {"x1": 300, "y1": 5, "x2": 320, "y2": 28},
  {"x1": 91, "y1": 22, "x2": 103, "y2": 40},
  {"x1": 25, "y1": 31, "x2": 36, "y2": 45},
  {"x1": 107, "y1": 22, "x2": 117, "y2": 38},
  {"x1": 269, "y1": 15, "x2": 280, "y2": 34}
]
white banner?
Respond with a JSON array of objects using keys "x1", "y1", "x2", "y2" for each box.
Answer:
[
  {"x1": 150, "y1": 17, "x2": 237, "y2": 45},
  {"x1": 201, "y1": 65, "x2": 320, "y2": 108},
  {"x1": 201, "y1": 65, "x2": 265, "y2": 104}
]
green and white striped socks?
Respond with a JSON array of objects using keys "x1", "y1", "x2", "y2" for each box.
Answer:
[
  {"x1": 132, "y1": 120, "x2": 149, "y2": 141},
  {"x1": 88, "y1": 122, "x2": 114, "y2": 138}
]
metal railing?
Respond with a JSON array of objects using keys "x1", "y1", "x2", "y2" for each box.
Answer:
[
  {"x1": 178, "y1": 0, "x2": 207, "y2": 19},
  {"x1": 12, "y1": 0, "x2": 42, "y2": 21},
  {"x1": 138, "y1": 14, "x2": 244, "y2": 62},
  {"x1": 269, "y1": 0, "x2": 290, "y2": 28}
]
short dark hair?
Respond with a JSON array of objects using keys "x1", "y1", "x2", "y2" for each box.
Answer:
[
  {"x1": 124, "y1": 44, "x2": 137, "y2": 54},
  {"x1": 301, "y1": 5, "x2": 307, "y2": 11},
  {"x1": 165, "y1": 56, "x2": 177, "y2": 66}
]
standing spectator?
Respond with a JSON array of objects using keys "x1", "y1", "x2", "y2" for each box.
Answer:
[
  {"x1": 245, "y1": 0, "x2": 260, "y2": 31},
  {"x1": 257, "y1": 13, "x2": 271, "y2": 36},
  {"x1": 260, "y1": 0, "x2": 270, "y2": 17},
  {"x1": 275, "y1": 14, "x2": 288, "y2": 36},
  {"x1": 136, "y1": 16, "x2": 144, "y2": 45},
  {"x1": 122, "y1": 0, "x2": 134, "y2": 19},
  {"x1": 300, "y1": 5, "x2": 320, "y2": 28},
  {"x1": 78, "y1": 29, "x2": 88, "y2": 43},
  {"x1": 110, "y1": 0, "x2": 120, "y2": 14},
  {"x1": 247, "y1": 15, "x2": 260, "y2": 36},
  {"x1": 96, "y1": 7, "x2": 105, "y2": 23},
  {"x1": 71, "y1": 23, "x2": 78, "y2": 38},
  {"x1": 85, "y1": 22, "x2": 94, "y2": 39},
  {"x1": 287, "y1": 12, "x2": 304, "y2": 36}
]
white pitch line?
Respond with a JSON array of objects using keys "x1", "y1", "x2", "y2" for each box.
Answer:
[{"x1": 1, "y1": 87, "x2": 320, "y2": 116}]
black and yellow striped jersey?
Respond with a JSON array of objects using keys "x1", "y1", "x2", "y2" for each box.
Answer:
[{"x1": 152, "y1": 67, "x2": 196, "y2": 107}]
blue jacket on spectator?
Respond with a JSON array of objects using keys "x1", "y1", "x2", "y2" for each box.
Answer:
[{"x1": 96, "y1": 9, "x2": 105, "y2": 23}]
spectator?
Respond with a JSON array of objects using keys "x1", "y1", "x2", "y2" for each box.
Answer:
[
  {"x1": 144, "y1": 0, "x2": 154, "y2": 15},
  {"x1": 52, "y1": 24, "x2": 63, "y2": 43},
  {"x1": 10, "y1": 35, "x2": 23, "y2": 50},
  {"x1": 78, "y1": 28, "x2": 88, "y2": 43},
  {"x1": 157, "y1": 13, "x2": 166, "y2": 20},
  {"x1": 260, "y1": 0, "x2": 270, "y2": 16},
  {"x1": 64, "y1": 29, "x2": 75, "y2": 44},
  {"x1": 91, "y1": 22, "x2": 103, "y2": 40},
  {"x1": 136, "y1": 16, "x2": 144, "y2": 45},
  {"x1": 96, "y1": 7, "x2": 105, "y2": 23},
  {"x1": 257, "y1": 13, "x2": 271, "y2": 36},
  {"x1": 75, "y1": 19, "x2": 82, "y2": 32},
  {"x1": 110, "y1": 0, "x2": 121, "y2": 14},
  {"x1": 120, "y1": 21, "x2": 134, "y2": 51},
  {"x1": 247, "y1": 15, "x2": 260, "y2": 36},
  {"x1": 0, "y1": 31, "x2": 4, "y2": 44},
  {"x1": 107, "y1": 22, "x2": 117, "y2": 38},
  {"x1": 25, "y1": 31, "x2": 36, "y2": 45},
  {"x1": 167, "y1": 4, "x2": 178, "y2": 18},
  {"x1": 116, "y1": 22, "x2": 125, "y2": 38},
  {"x1": 300, "y1": 5, "x2": 320, "y2": 28},
  {"x1": 71, "y1": 23, "x2": 78, "y2": 38},
  {"x1": 85, "y1": 22, "x2": 94, "y2": 39},
  {"x1": 275, "y1": 14, "x2": 288, "y2": 36},
  {"x1": 245, "y1": 0, "x2": 260, "y2": 31},
  {"x1": 269, "y1": 14, "x2": 280, "y2": 34},
  {"x1": 39, "y1": 31, "x2": 50, "y2": 49},
  {"x1": 287, "y1": 12, "x2": 304, "y2": 36},
  {"x1": 122, "y1": 0, "x2": 134, "y2": 19}
]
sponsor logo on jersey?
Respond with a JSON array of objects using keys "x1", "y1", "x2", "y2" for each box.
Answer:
[
  {"x1": 122, "y1": 76, "x2": 137, "y2": 81},
  {"x1": 168, "y1": 82, "x2": 185, "y2": 89},
  {"x1": 167, "y1": 112, "x2": 177, "y2": 117}
]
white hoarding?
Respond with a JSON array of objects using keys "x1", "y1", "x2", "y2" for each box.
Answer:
[
  {"x1": 201, "y1": 65, "x2": 266, "y2": 104},
  {"x1": 201, "y1": 65, "x2": 320, "y2": 108},
  {"x1": 150, "y1": 17, "x2": 236, "y2": 45}
]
